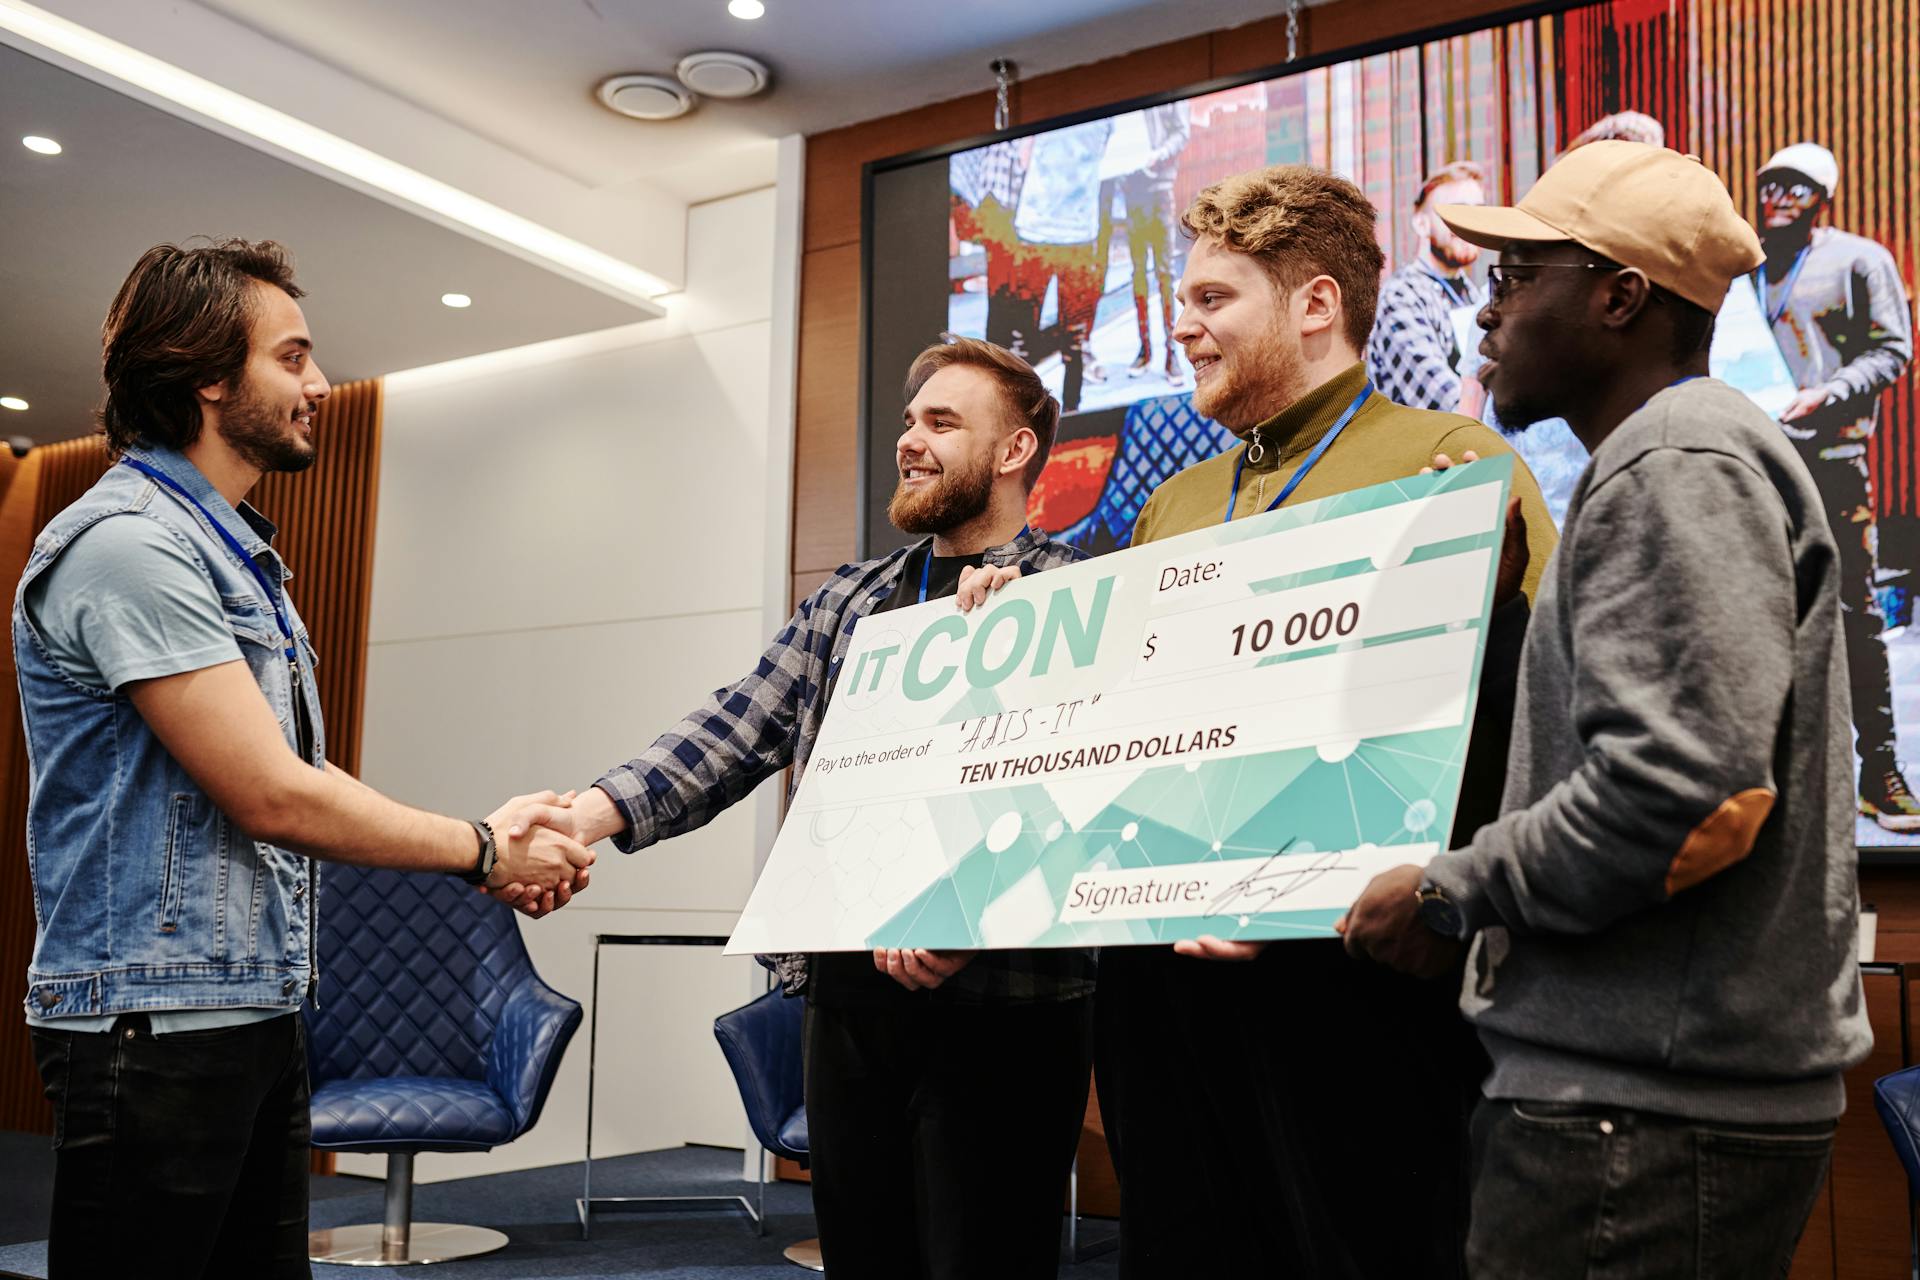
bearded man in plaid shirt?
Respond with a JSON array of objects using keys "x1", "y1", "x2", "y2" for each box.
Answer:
[
  {"x1": 535, "y1": 336, "x2": 1095, "y2": 1280},
  {"x1": 1368, "y1": 161, "x2": 1490, "y2": 414}
]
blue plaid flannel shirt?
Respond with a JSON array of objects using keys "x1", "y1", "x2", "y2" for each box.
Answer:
[
  {"x1": 594, "y1": 527, "x2": 1095, "y2": 1002},
  {"x1": 1366, "y1": 262, "x2": 1485, "y2": 413}
]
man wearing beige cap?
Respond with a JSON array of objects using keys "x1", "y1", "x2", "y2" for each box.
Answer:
[{"x1": 1342, "y1": 142, "x2": 1872, "y2": 1278}]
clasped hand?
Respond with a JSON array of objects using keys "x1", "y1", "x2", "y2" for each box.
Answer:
[{"x1": 477, "y1": 789, "x2": 595, "y2": 918}]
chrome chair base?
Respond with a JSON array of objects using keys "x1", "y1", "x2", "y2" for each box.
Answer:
[
  {"x1": 307, "y1": 1222, "x2": 508, "y2": 1266},
  {"x1": 784, "y1": 1236, "x2": 825, "y2": 1271}
]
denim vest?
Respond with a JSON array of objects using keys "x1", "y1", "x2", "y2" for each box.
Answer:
[{"x1": 15, "y1": 446, "x2": 325, "y2": 1020}]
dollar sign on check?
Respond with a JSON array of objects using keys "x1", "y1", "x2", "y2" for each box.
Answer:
[{"x1": 1142, "y1": 633, "x2": 1157, "y2": 661}]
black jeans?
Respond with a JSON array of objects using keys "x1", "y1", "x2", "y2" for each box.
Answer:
[
  {"x1": 803, "y1": 995, "x2": 1094, "y2": 1280},
  {"x1": 1096, "y1": 941, "x2": 1486, "y2": 1279},
  {"x1": 1467, "y1": 1099, "x2": 1834, "y2": 1280},
  {"x1": 31, "y1": 1011, "x2": 313, "y2": 1280},
  {"x1": 1793, "y1": 433, "x2": 1898, "y2": 768}
]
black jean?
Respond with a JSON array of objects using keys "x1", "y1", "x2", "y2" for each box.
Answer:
[
  {"x1": 1793, "y1": 433, "x2": 1898, "y2": 767},
  {"x1": 1095, "y1": 941, "x2": 1486, "y2": 1280},
  {"x1": 803, "y1": 995, "x2": 1094, "y2": 1280},
  {"x1": 31, "y1": 1011, "x2": 313, "y2": 1280},
  {"x1": 1467, "y1": 1099, "x2": 1833, "y2": 1280}
]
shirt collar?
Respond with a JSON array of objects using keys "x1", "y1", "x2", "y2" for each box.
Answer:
[
  {"x1": 1239, "y1": 362, "x2": 1371, "y2": 473},
  {"x1": 122, "y1": 444, "x2": 283, "y2": 565}
]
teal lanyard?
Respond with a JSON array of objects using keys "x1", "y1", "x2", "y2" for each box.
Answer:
[
  {"x1": 1226, "y1": 383, "x2": 1371, "y2": 523},
  {"x1": 1756, "y1": 248, "x2": 1809, "y2": 327}
]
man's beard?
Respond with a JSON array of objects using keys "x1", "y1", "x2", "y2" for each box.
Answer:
[
  {"x1": 1428, "y1": 232, "x2": 1478, "y2": 272},
  {"x1": 218, "y1": 375, "x2": 316, "y2": 475},
  {"x1": 1193, "y1": 318, "x2": 1306, "y2": 434},
  {"x1": 887, "y1": 446, "x2": 995, "y2": 535}
]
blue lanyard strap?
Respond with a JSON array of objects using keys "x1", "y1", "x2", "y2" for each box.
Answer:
[
  {"x1": 917, "y1": 526, "x2": 1030, "y2": 604},
  {"x1": 1756, "y1": 248, "x2": 1809, "y2": 327},
  {"x1": 121, "y1": 459, "x2": 297, "y2": 662},
  {"x1": 1226, "y1": 383, "x2": 1372, "y2": 524}
]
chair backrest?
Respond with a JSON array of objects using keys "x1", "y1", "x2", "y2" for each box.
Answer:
[
  {"x1": 306, "y1": 864, "x2": 535, "y2": 1090},
  {"x1": 1876, "y1": 1063, "x2": 1920, "y2": 1190},
  {"x1": 713, "y1": 989, "x2": 806, "y2": 1161}
]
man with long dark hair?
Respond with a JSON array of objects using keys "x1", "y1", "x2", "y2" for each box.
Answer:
[{"x1": 20, "y1": 240, "x2": 592, "y2": 1277}]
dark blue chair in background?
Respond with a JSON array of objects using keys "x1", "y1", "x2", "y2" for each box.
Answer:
[
  {"x1": 1873, "y1": 1062, "x2": 1920, "y2": 1277},
  {"x1": 714, "y1": 988, "x2": 821, "y2": 1271},
  {"x1": 305, "y1": 864, "x2": 581, "y2": 1265}
]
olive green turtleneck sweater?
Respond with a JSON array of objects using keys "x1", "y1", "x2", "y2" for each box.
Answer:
[{"x1": 1132, "y1": 362, "x2": 1558, "y2": 603}]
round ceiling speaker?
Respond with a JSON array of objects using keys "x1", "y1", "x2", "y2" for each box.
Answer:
[
  {"x1": 675, "y1": 51, "x2": 770, "y2": 99},
  {"x1": 596, "y1": 74, "x2": 695, "y2": 121}
]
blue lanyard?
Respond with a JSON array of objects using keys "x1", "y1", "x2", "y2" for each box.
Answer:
[
  {"x1": 918, "y1": 526, "x2": 1029, "y2": 603},
  {"x1": 1756, "y1": 248, "x2": 1809, "y2": 327},
  {"x1": 121, "y1": 459, "x2": 297, "y2": 664},
  {"x1": 1226, "y1": 383, "x2": 1372, "y2": 523}
]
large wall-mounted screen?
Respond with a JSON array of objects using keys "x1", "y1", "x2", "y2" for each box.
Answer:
[{"x1": 863, "y1": 0, "x2": 1919, "y2": 847}]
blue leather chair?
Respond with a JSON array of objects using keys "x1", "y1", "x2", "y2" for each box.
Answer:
[
  {"x1": 714, "y1": 988, "x2": 821, "y2": 1271},
  {"x1": 305, "y1": 864, "x2": 581, "y2": 1265},
  {"x1": 1873, "y1": 1063, "x2": 1920, "y2": 1274}
]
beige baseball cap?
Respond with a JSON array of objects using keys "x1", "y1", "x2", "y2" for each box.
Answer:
[{"x1": 1437, "y1": 140, "x2": 1763, "y2": 312}]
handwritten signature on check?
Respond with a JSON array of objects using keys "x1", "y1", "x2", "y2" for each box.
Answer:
[{"x1": 1204, "y1": 838, "x2": 1357, "y2": 917}]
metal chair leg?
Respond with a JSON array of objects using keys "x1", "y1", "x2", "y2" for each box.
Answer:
[{"x1": 308, "y1": 1151, "x2": 510, "y2": 1265}]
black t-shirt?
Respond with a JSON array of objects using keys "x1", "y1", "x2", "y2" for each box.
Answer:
[{"x1": 809, "y1": 545, "x2": 984, "y2": 1008}]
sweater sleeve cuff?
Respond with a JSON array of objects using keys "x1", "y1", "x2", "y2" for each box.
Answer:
[
  {"x1": 592, "y1": 768, "x2": 657, "y2": 854},
  {"x1": 1421, "y1": 848, "x2": 1497, "y2": 938}
]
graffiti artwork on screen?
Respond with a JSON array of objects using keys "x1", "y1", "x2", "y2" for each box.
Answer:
[{"x1": 937, "y1": 0, "x2": 1918, "y2": 845}]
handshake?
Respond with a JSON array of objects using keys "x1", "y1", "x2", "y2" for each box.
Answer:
[{"x1": 473, "y1": 785, "x2": 622, "y2": 919}]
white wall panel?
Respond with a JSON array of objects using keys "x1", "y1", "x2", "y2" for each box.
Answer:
[{"x1": 347, "y1": 188, "x2": 786, "y2": 1183}]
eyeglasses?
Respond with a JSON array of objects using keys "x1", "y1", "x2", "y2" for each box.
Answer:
[
  {"x1": 1759, "y1": 180, "x2": 1819, "y2": 202},
  {"x1": 1485, "y1": 262, "x2": 1625, "y2": 305}
]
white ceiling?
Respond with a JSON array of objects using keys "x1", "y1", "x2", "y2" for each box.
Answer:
[
  {"x1": 4, "y1": 0, "x2": 1320, "y2": 443},
  {"x1": 195, "y1": 0, "x2": 1297, "y2": 204},
  {"x1": 0, "y1": 42, "x2": 650, "y2": 443}
]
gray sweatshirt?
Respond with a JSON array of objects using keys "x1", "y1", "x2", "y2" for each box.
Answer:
[{"x1": 1425, "y1": 377, "x2": 1872, "y2": 1123}]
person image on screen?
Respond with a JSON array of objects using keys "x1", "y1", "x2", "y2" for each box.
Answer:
[
  {"x1": 1117, "y1": 101, "x2": 1191, "y2": 386},
  {"x1": 19, "y1": 240, "x2": 594, "y2": 1278},
  {"x1": 1343, "y1": 141, "x2": 1873, "y2": 1279},
  {"x1": 1752, "y1": 142, "x2": 1918, "y2": 831},
  {"x1": 1368, "y1": 160, "x2": 1489, "y2": 414},
  {"x1": 1011, "y1": 119, "x2": 1115, "y2": 413},
  {"x1": 1095, "y1": 165, "x2": 1558, "y2": 1280},
  {"x1": 490, "y1": 336, "x2": 1093, "y2": 1280},
  {"x1": 951, "y1": 139, "x2": 1033, "y2": 358}
]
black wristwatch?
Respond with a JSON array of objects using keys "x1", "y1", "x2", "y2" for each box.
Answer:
[
  {"x1": 1414, "y1": 880, "x2": 1466, "y2": 940},
  {"x1": 460, "y1": 820, "x2": 498, "y2": 886}
]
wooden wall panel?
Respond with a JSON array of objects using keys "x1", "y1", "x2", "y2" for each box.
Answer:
[
  {"x1": 793, "y1": 244, "x2": 864, "y2": 576},
  {"x1": 252, "y1": 378, "x2": 383, "y2": 776},
  {"x1": 0, "y1": 379, "x2": 383, "y2": 1137}
]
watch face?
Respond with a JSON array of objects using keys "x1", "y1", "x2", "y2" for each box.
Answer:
[{"x1": 1418, "y1": 892, "x2": 1465, "y2": 939}]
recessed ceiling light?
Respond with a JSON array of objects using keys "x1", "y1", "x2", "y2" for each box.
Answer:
[
  {"x1": 728, "y1": 0, "x2": 765, "y2": 18},
  {"x1": 0, "y1": 397, "x2": 29, "y2": 412},
  {"x1": 441, "y1": 292, "x2": 472, "y2": 309},
  {"x1": 21, "y1": 135, "x2": 60, "y2": 155}
]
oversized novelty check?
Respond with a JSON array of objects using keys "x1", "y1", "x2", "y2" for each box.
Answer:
[{"x1": 726, "y1": 456, "x2": 1514, "y2": 954}]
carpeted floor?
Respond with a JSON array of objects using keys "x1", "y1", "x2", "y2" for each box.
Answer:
[{"x1": 0, "y1": 1136, "x2": 1121, "y2": 1278}]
